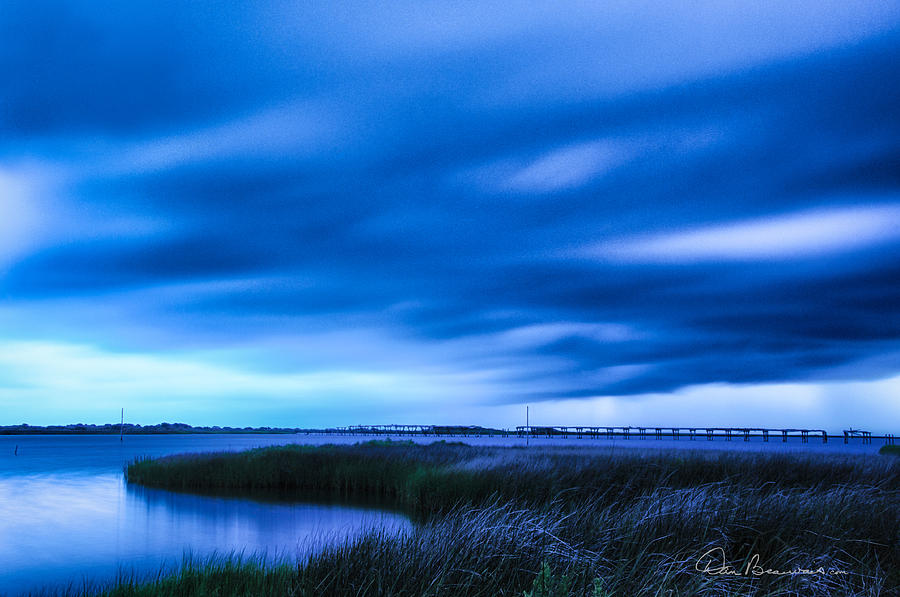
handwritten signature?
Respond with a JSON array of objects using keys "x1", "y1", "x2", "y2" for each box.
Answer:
[{"x1": 695, "y1": 547, "x2": 849, "y2": 577}]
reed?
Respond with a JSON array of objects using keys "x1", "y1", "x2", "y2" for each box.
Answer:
[
  {"x1": 125, "y1": 440, "x2": 899, "y2": 515},
  {"x1": 63, "y1": 441, "x2": 900, "y2": 595}
]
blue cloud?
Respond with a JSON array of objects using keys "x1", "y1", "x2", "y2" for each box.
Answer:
[{"x1": 1, "y1": 2, "x2": 899, "y2": 425}]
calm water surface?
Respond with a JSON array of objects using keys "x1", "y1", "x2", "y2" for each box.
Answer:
[
  {"x1": 0, "y1": 433, "x2": 881, "y2": 595},
  {"x1": 0, "y1": 435, "x2": 411, "y2": 596}
]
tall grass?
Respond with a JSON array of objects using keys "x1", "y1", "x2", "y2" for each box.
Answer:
[
  {"x1": 126, "y1": 440, "x2": 899, "y2": 513},
  {"x1": 101, "y1": 442, "x2": 900, "y2": 595}
]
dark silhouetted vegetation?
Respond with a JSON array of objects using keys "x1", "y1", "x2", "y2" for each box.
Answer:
[
  {"x1": 880, "y1": 444, "x2": 900, "y2": 456},
  {"x1": 0, "y1": 422, "x2": 305, "y2": 435}
]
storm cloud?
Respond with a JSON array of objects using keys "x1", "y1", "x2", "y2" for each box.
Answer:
[{"x1": 1, "y1": 1, "x2": 899, "y2": 427}]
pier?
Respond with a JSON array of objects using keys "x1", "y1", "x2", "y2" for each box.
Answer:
[
  {"x1": 327, "y1": 424, "x2": 511, "y2": 437},
  {"x1": 315, "y1": 424, "x2": 894, "y2": 444},
  {"x1": 514, "y1": 426, "x2": 833, "y2": 443},
  {"x1": 843, "y1": 429, "x2": 874, "y2": 444}
]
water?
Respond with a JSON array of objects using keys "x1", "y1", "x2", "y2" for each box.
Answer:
[
  {"x1": 0, "y1": 435, "x2": 411, "y2": 596},
  {"x1": 0, "y1": 432, "x2": 882, "y2": 595}
]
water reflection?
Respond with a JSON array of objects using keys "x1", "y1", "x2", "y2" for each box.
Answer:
[
  {"x1": 124, "y1": 482, "x2": 409, "y2": 563},
  {"x1": 0, "y1": 460, "x2": 410, "y2": 596}
]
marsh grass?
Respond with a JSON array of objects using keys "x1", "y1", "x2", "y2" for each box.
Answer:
[
  {"x1": 880, "y1": 445, "x2": 900, "y2": 456},
  {"x1": 71, "y1": 441, "x2": 900, "y2": 595},
  {"x1": 18, "y1": 553, "x2": 296, "y2": 597}
]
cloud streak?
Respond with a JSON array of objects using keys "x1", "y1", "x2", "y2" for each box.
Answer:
[{"x1": 592, "y1": 203, "x2": 900, "y2": 262}]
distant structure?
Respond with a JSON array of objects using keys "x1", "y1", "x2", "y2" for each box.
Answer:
[
  {"x1": 332, "y1": 424, "x2": 506, "y2": 436},
  {"x1": 843, "y1": 428, "x2": 873, "y2": 444},
  {"x1": 514, "y1": 426, "x2": 831, "y2": 443},
  {"x1": 321, "y1": 424, "x2": 893, "y2": 445}
]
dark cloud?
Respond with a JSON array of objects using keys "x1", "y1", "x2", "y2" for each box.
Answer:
[
  {"x1": 0, "y1": 1, "x2": 325, "y2": 137},
  {"x1": 2, "y1": 3, "x2": 899, "y2": 408}
]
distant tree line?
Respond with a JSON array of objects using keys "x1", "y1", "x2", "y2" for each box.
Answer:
[{"x1": 0, "y1": 422, "x2": 308, "y2": 435}]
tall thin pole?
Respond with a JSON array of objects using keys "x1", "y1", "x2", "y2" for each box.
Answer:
[
  {"x1": 526, "y1": 405, "x2": 529, "y2": 448},
  {"x1": 120, "y1": 408, "x2": 124, "y2": 442}
]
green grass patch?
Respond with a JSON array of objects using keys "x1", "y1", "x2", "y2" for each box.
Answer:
[
  {"x1": 880, "y1": 444, "x2": 900, "y2": 456},
  {"x1": 101, "y1": 555, "x2": 296, "y2": 597}
]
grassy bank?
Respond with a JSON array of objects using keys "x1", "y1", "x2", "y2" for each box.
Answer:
[
  {"x1": 880, "y1": 444, "x2": 900, "y2": 456},
  {"x1": 114, "y1": 442, "x2": 900, "y2": 595}
]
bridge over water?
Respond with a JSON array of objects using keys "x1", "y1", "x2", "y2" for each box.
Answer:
[{"x1": 321, "y1": 424, "x2": 895, "y2": 445}]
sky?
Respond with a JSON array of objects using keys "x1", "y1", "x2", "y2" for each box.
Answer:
[{"x1": 1, "y1": 1, "x2": 900, "y2": 432}]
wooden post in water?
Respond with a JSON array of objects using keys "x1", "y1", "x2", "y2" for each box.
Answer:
[{"x1": 526, "y1": 405, "x2": 529, "y2": 448}]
